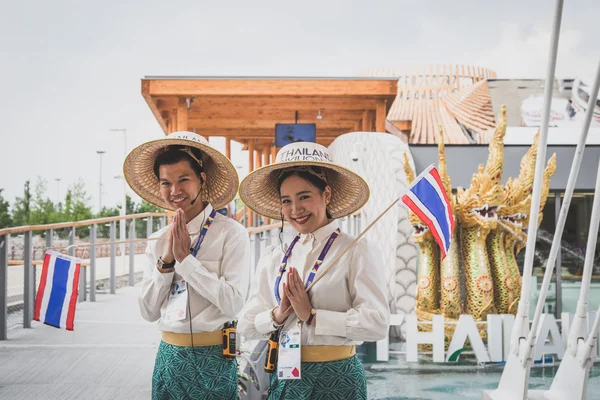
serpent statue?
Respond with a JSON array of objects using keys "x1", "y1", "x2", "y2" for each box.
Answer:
[{"x1": 405, "y1": 105, "x2": 557, "y2": 346}]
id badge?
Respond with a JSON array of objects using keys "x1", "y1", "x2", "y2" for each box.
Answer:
[
  {"x1": 163, "y1": 280, "x2": 188, "y2": 323},
  {"x1": 277, "y1": 321, "x2": 302, "y2": 380}
]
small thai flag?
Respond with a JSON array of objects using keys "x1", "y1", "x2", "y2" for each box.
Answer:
[
  {"x1": 33, "y1": 250, "x2": 81, "y2": 331},
  {"x1": 401, "y1": 164, "x2": 455, "y2": 259}
]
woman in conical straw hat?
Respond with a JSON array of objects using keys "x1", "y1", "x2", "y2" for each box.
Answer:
[
  {"x1": 238, "y1": 141, "x2": 390, "y2": 399},
  {"x1": 124, "y1": 131, "x2": 250, "y2": 400}
]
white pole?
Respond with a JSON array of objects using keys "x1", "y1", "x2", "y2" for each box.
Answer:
[
  {"x1": 111, "y1": 128, "x2": 128, "y2": 275},
  {"x1": 571, "y1": 157, "x2": 600, "y2": 333},
  {"x1": 121, "y1": 130, "x2": 127, "y2": 275},
  {"x1": 511, "y1": 0, "x2": 564, "y2": 356},
  {"x1": 526, "y1": 58, "x2": 600, "y2": 358},
  {"x1": 97, "y1": 150, "x2": 106, "y2": 212},
  {"x1": 483, "y1": 1, "x2": 564, "y2": 399},
  {"x1": 531, "y1": 161, "x2": 600, "y2": 400},
  {"x1": 582, "y1": 304, "x2": 600, "y2": 363}
]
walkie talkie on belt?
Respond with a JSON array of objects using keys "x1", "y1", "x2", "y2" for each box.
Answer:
[
  {"x1": 264, "y1": 329, "x2": 280, "y2": 373},
  {"x1": 222, "y1": 321, "x2": 237, "y2": 359}
]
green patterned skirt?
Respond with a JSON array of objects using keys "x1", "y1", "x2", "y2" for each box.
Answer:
[
  {"x1": 267, "y1": 355, "x2": 367, "y2": 400},
  {"x1": 152, "y1": 341, "x2": 238, "y2": 400}
]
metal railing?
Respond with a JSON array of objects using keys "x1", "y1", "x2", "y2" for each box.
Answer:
[{"x1": 0, "y1": 212, "x2": 168, "y2": 340}]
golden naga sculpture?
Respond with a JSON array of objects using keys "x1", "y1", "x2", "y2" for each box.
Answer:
[
  {"x1": 405, "y1": 105, "x2": 557, "y2": 338},
  {"x1": 437, "y1": 129, "x2": 463, "y2": 320},
  {"x1": 455, "y1": 105, "x2": 505, "y2": 321}
]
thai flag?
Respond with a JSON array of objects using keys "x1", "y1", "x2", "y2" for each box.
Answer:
[
  {"x1": 401, "y1": 164, "x2": 455, "y2": 259},
  {"x1": 33, "y1": 250, "x2": 81, "y2": 331}
]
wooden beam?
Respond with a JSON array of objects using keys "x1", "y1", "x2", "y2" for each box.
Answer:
[
  {"x1": 375, "y1": 99, "x2": 387, "y2": 132},
  {"x1": 192, "y1": 128, "x2": 349, "y2": 139},
  {"x1": 167, "y1": 117, "x2": 175, "y2": 133},
  {"x1": 256, "y1": 149, "x2": 263, "y2": 169},
  {"x1": 142, "y1": 81, "x2": 168, "y2": 134},
  {"x1": 353, "y1": 121, "x2": 360, "y2": 132},
  {"x1": 361, "y1": 110, "x2": 372, "y2": 131},
  {"x1": 188, "y1": 108, "x2": 364, "y2": 120},
  {"x1": 177, "y1": 97, "x2": 188, "y2": 131},
  {"x1": 156, "y1": 97, "x2": 179, "y2": 109},
  {"x1": 225, "y1": 138, "x2": 231, "y2": 159},
  {"x1": 271, "y1": 146, "x2": 277, "y2": 164},
  {"x1": 188, "y1": 118, "x2": 356, "y2": 130},
  {"x1": 248, "y1": 140, "x2": 255, "y2": 172},
  {"x1": 187, "y1": 96, "x2": 389, "y2": 111},
  {"x1": 145, "y1": 79, "x2": 398, "y2": 97}
]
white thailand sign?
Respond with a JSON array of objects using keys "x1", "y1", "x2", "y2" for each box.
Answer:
[{"x1": 376, "y1": 312, "x2": 599, "y2": 363}]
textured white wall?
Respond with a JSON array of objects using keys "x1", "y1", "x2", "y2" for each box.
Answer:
[{"x1": 329, "y1": 132, "x2": 418, "y2": 339}]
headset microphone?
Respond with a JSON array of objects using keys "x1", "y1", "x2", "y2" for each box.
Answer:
[
  {"x1": 190, "y1": 179, "x2": 205, "y2": 206},
  {"x1": 190, "y1": 190, "x2": 202, "y2": 206}
]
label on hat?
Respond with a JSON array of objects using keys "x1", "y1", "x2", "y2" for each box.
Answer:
[
  {"x1": 276, "y1": 142, "x2": 333, "y2": 163},
  {"x1": 169, "y1": 131, "x2": 209, "y2": 145}
]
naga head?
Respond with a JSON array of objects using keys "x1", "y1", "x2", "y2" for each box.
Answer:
[
  {"x1": 403, "y1": 153, "x2": 433, "y2": 243},
  {"x1": 456, "y1": 106, "x2": 506, "y2": 230},
  {"x1": 497, "y1": 132, "x2": 539, "y2": 234},
  {"x1": 456, "y1": 164, "x2": 502, "y2": 230},
  {"x1": 516, "y1": 153, "x2": 557, "y2": 253},
  {"x1": 438, "y1": 126, "x2": 457, "y2": 232},
  {"x1": 438, "y1": 127, "x2": 455, "y2": 202},
  {"x1": 484, "y1": 105, "x2": 507, "y2": 187}
]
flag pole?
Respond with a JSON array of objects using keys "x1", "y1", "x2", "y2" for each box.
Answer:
[
  {"x1": 282, "y1": 197, "x2": 401, "y2": 315},
  {"x1": 283, "y1": 162, "x2": 450, "y2": 314},
  {"x1": 484, "y1": 0, "x2": 564, "y2": 398},
  {"x1": 529, "y1": 157, "x2": 600, "y2": 399}
]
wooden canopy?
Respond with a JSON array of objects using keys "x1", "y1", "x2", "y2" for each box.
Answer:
[{"x1": 141, "y1": 77, "x2": 397, "y2": 158}]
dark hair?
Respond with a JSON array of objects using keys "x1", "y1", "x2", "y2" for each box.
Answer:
[
  {"x1": 153, "y1": 145, "x2": 204, "y2": 180},
  {"x1": 277, "y1": 168, "x2": 332, "y2": 219}
]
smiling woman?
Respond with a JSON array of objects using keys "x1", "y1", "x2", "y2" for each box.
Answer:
[
  {"x1": 277, "y1": 169, "x2": 332, "y2": 234},
  {"x1": 237, "y1": 142, "x2": 390, "y2": 400}
]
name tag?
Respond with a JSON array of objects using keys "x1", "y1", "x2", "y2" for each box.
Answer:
[
  {"x1": 163, "y1": 280, "x2": 188, "y2": 323},
  {"x1": 277, "y1": 321, "x2": 302, "y2": 380}
]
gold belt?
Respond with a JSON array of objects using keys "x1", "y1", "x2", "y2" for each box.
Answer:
[
  {"x1": 301, "y1": 345, "x2": 356, "y2": 362},
  {"x1": 161, "y1": 331, "x2": 222, "y2": 347}
]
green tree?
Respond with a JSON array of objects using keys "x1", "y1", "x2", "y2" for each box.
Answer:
[
  {"x1": 12, "y1": 180, "x2": 32, "y2": 226},
  {"x1": 94, "y1": 205, "x2": 120, "y2": 238},
  {"x1": 0, "y1": 189, "x2": 13, "y2": 229},
  {"x1": 29, "y1": 177, "x2": 59, "y2": 226},
  {"x1": 134, "y1": 199, "x2": 164, "y2": 237},
  {"x1": 59, "y1": 179, "x2": 93, "y2": 238}
]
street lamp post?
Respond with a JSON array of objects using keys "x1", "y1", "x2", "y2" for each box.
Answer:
[
  {"x1": 110, "y1": 129, "x2": 128, "y2": 275},
  {"x1": 96, "y1": 151, "x2": 106, "y2": 212},
  {"x1": 54, "y1": 178, "x2": 61, "y2": 205}
]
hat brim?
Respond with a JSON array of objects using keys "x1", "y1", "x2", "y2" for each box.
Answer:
[
  {"x1": 123, "y1": 137, "x2": 238, "y2": 210},
  {"x1": 239, "y1": 161, "x2": 370, "y2": 220}
]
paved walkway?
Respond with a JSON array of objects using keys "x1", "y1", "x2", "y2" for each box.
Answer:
[{"x1": 0, "y1": 286, "x2": 158, "y2": 400}]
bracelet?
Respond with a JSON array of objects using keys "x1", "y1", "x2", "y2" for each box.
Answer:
[
  {"x1": 271, "y1": 307, "x2": 283, "y2": 329},
  {"x1": 157, "y1": 257, "x2": 175, "y2": 270}
]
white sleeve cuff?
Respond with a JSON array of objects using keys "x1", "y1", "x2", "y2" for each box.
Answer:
[
  {"x1": 314, "y1": 309, "x2": 347, "y2": 337},
  {"x1": 152, "y1": 265, "x2": 174, "y2": 286},
  {"x1": 254, "y1": 308, "x2": 277, "y2": 335}
]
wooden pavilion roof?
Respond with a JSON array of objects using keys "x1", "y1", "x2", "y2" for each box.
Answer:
[
  {"x1": 141, "y1": 77, "x2": 397, "y2": 154},
  {"x1": 385, "y1": 65, "x2": 498, "y2": 144}
]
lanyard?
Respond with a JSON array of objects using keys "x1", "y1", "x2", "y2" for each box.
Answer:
[
  {"x1": 191, "y1": 208, "x2": 218, "y2": 257},
  {"x1": 274, "y1": 228, "x2": 340, "y2": 304}
]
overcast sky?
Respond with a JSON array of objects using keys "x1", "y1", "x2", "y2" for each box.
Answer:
[{"x1": 1, "y1": 0, "x2": 598, "y2": 212}]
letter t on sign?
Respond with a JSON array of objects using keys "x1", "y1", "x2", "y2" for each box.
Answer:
[{"x1": 406, "y1": 314, "x2": 445, "y2": 362}]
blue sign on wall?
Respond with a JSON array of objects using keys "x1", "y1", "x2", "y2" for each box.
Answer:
[{"x1": 275, "y1": 124, "x2": 316, "y2": 147}]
